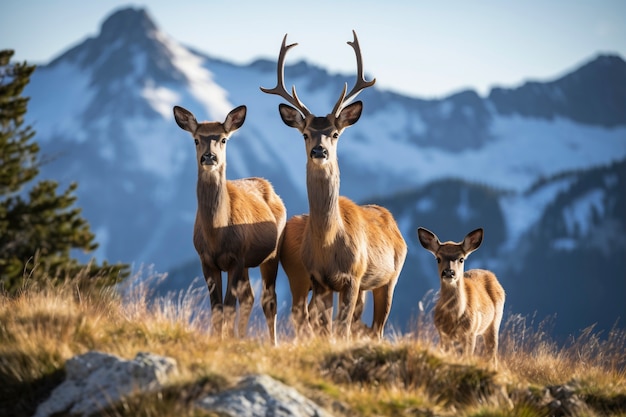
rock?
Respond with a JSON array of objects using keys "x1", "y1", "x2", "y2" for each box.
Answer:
[
  {"x1": 34, "y1": 351, "x2": 177, "y2": 417},
  {"x1": 196, "y1": 374, "x2": 334, "y2": 417}
]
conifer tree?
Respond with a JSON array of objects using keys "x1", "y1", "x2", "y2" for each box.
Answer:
[{"x1": 0, "y1": 50, "x2": 129, "y2": 293}]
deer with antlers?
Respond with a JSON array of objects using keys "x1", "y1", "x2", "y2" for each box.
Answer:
[
  {"x1": 279, "y1": 213, "x2": 368, "y2": 338},
  {"x1": 417, "y1": 227, "x2": 505, "y2": 368},
  {"x1": 261, "y1": 31, "x2": 407, "y2": 339},
  {"x1": 173, "y1": 105, "x2": 286, "y2": 345}
]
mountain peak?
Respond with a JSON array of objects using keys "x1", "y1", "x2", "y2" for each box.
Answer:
[
  {"x1": 48, "y1": 6, "x2": 183, "y2": 88},
  {"x1": 99, "y1": 7, "x2": 157, "y2": 43}
]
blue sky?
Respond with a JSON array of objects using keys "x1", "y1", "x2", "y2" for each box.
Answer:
[{"x1": 2, "y1": 0, "x2": 625, "y2": 98}]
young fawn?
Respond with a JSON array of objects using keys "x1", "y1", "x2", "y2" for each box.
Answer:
[{"x1": 417, "y1": 227, "x2": 505, "y2": 367}]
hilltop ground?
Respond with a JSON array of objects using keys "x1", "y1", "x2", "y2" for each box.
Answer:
[{"x1": 1, "y1": 274, "x2": 625, "y2": 417}]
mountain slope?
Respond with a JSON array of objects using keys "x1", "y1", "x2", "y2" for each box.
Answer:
[{"x1": 22, "y1": 6, "x2": 626, "y2": 338}]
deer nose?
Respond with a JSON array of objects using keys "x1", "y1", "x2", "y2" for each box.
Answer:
[
  {"x1": 310, "y1": 146, "x2": 328, "y2": 159},
  {"x1": 442, "y1": 269, "x2": 455, "y2": 279},
  {"x1": 201, "y1": 152, "x2": 218, "y2": 165}
]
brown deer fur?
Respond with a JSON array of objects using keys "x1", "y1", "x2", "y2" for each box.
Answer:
[
  {"x1": 173, "y1": 105, "x2": 286, "y2": 345},
  {"x1": 262, "y1": 32, "x2": 406, "y2": 339},
  {"x1": 417, "y1": 227, "x2": 505, "y2": 367},
  {"x1": 277, "y1": 103, "x2": 407, "y2": 339},
  {"x1": 280, "y1": 214, "x2": 368, "y2": 338}
]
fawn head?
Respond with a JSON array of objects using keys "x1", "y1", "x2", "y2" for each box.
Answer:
[
  {"x1": 417, "y1": 228, "x2": 484, "y2": 284},
  {"x1": 173, "y1": 105, "x2": 247, "y2": 172},
  {"x1": 261, "y1": 31, "x2": 374, "y2": 168}
]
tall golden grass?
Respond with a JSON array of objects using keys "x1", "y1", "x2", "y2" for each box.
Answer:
[{"x1": 1, "y1": 270, "x2": 624, "y2": 417}]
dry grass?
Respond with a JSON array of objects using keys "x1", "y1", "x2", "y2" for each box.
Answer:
[{"x1": 1, "y1": 272, "x2": 625, "y2": 417}]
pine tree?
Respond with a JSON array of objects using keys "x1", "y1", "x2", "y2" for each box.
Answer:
[{"x1": 0, "y1": 50, "x2": 129, "y2": 293}]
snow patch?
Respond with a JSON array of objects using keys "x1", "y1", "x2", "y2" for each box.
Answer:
[
  {"x1": 342, "y1": 114, "x2": 626, "y2": 199},
  {"x1": 562, "y1": 188, "x2": 605, "y2": 236},
  {"x1": 499, "y1": 177, "x2": 576, "y2": 250},
  {"x1": 416, "y1": 197, "x2": 435, "y2": 213},
  {"x1": 158, "y1": 32, "x2": 232, "y2": 120},
  {"x1": 26, "y1": 61, "x2": 94, "y2": 143},
  {"x1": 123, "y1": 117, "x2": 187, "y2": 178},
  {"x1": 552, "y1": 238, "x2": 577, "y2": 251},
  {"x1": 141, "y1": 82, "x2": 180, "y2": 119},
  {"x1": 456, "y1": 188, "x2": 473, "y2": 221}
]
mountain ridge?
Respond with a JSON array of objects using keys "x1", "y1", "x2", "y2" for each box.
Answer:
[{"x1": 21, "y1": 6, "x2": 626, "y2": 339}]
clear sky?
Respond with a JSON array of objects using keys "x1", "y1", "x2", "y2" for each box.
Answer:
[{"x1": 2, "y1": 0, "x2": 625, "y2": 98}]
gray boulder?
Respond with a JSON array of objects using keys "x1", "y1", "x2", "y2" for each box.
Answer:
[
  {"x1": 196, "y1": 374, "x2": 334, "y2": 417},
  {"x1": 34, "y1": 351, "x2": 177, "y2": 417}
]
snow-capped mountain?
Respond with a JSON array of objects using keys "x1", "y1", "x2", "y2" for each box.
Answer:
[{"x1": 23, "y1": 7, "x2": 626, "y2": 339}]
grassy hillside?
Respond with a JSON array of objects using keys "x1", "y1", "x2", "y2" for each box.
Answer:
[{"x1": 1, "y1": 275, "x2": 625, "y2": 417}]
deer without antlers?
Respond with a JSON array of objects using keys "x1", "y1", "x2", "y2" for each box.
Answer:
[
  {"x1": 417, "y1": 227, "x2": 505, "y2": 368},
  {"x1": 262, "y1": 31, "x2": 407, "y2": 339},
  {"x1": 173, "y1": 105, "x2": 286, "y2": 345}
]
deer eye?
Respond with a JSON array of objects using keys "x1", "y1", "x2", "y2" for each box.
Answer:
[
  {"x1": 333, "y1": 132, "x2": 339, "y2": 139},
  {"x1": 436, "y1": 257, "x2": 441, "y2": 264},
  {"x1": 303, "y1": 134, "x2": 308, "y2": 140},
  {"x1": 194, "y1": 139, "x2": 199, "y2": 146},
  {"x1": 459, "y1": 258, "x2": 465, "y2": 263},
  {"x1": 221, "y1": 138, "x2": 227, "y2": 144}
]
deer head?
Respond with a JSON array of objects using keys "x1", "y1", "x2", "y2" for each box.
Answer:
[
  {"x1": 261, "y1": 31, "x2": 375, "y2": 168},
  {"x1": 417, "y1": 228, "x2": 484, "y2": 284},
  {"x1": 173, "y1": 105, "x2": 247, "y2": 173}
]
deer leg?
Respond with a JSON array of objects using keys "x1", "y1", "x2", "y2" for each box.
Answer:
[
  {"x1": 351, "y1": 290, "x2": 368, "y2": 338},
  {"x1": 223, "y1": 266, "x2": 249, "y2": 339},
  {"x1": 465, "y1": 333, "x2": 477, "y2": 359},
  {"x1": 202, "y1": 263, "x2": 223, "y2": 339},
  {"x1": 484, "y1": 320, "x2": 502, "y2": 369},
  {"x1": 371, "y1": 284, "x2": 394, "y2": 340},
  {"x1": 260, "y1": 258, "x2": 279, "y2": 345},
  {"x1": 290, "y1": 283, "x2": 313, "y2": 340},
  {"x1": 311, "y1": 279, "x2": 333, "y2": 337},
  {"x1": 284, "y1": 260, "x2": 313, "y2": 340},
  {"x1": 438, "y1": 331, "x2": 452, "y2": 354},
  {"x1": 490, "y1": 302, "x2": 504, "y2": 369},
  {"x1": 237, "y1": 268, "x2": 254, "y2": 339},
  {"x1": 336, "y1": 278, "x2": 359, "y2": 339}
]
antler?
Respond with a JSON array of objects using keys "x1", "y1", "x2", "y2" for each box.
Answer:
[
  {"x1": 332, "y1": 30, "x2": 376, "y2": 117},
  {"x1": 260, "y1": 34, "x2": 311, "y2": 117}
]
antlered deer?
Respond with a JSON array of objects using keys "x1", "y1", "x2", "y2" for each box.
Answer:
[
  {"x1": 280, "y1": 214, "x2": 367, "y2": 338},
  {"x1": 261, "y1": 32, "x2": 407, "y2": 339},
  {"x1": 173, "y1": 105, "x2": 286, "y2": 345},
  {"x1": 417, "y1": 227, "x2": 505, "y2": 368}
]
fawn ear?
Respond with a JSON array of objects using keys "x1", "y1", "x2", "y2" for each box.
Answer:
[
  {"x1": 173, "y1": 106, "x2": 198, "y2": 133},
  {"x1": 417, "y1": 227, "x2": 440, "y2": 256},
  {"x1": 278, "y1": 103, "x2": 306, "y2": 131},
  {"x1": 462, "y1": 228, "x2": 484, "y2": 255},
  {"x1": 224, "y1": 105, "x2": 246, "y2": 133}
]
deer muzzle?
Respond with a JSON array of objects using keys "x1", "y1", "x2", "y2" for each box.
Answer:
[
  {"x1": 310, "y1": 145, "x2": 328, "y2": 160},
  {"x1": 201, "y1": 152, "x2": 218, "y2": 166},
  {"x1": 442, "y1": 268, "x2": 455, "y2": 279}
]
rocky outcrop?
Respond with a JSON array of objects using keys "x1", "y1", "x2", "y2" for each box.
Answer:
[
  {"x1": 33, "y1": 351, "x2": 333, "y2": 417},
  {"x1": 196, "y1": 374, "x2": 334, "y2": 417},
  {"x1": 34, "y1": 351, "x2": 177, "y2": 417}
]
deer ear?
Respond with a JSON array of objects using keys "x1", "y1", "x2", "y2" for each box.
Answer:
[
  {"x1": 224, "y1": 105, "x2": 246, "y2": 133},
  {"x1": 462, "y1": 228, "x2": 484, "y2": 255},
  {"x1": 417, "y1": 227, "x2": 440, "y2": 255},
  {"x1": 279, "y1": 103, "x2": 305, "y2": 130},
  {"x1": 337, "y1": 101, "x2": 363, "y2": 130},
  {"x1": 173, "y1": 106, "x2": 198, "y2": 133}
]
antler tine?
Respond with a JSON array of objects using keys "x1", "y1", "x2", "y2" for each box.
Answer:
[
  {"x1": 260, "y1": 34, "x2": 311, "y2": 117},
  {"x1": 333, "y1": 30, "x2": 376, "y2": 117}
]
